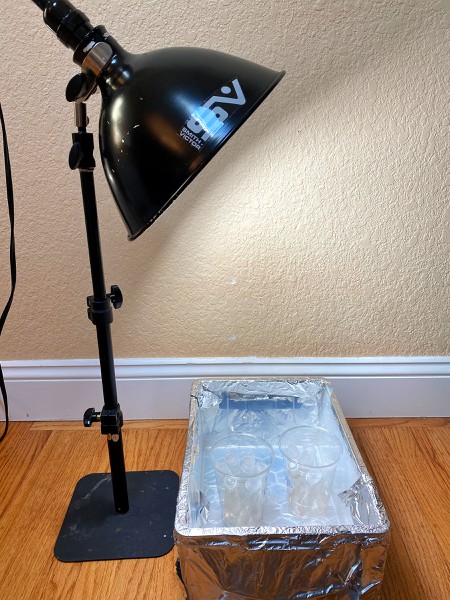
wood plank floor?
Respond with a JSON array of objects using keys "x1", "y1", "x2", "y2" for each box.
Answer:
[{"x1": 0, "y1": 418, "x2": 448, "y2": 599}]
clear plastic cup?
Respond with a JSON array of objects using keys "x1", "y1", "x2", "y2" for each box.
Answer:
[
  {"x1": 279, "y1": 427, "x2": 343, "y2": 519},
  {"x1": 210, "y1": 433, "x2": 274, "y2": 527}
]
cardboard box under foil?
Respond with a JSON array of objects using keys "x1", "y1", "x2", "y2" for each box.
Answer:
[{"x1": 174, "y1": 379, "x2": 390, "y2": 600}]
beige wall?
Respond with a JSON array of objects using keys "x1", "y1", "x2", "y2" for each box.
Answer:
[{"x1": 0, "y1": 0, "x2": 448, "y2": 360}]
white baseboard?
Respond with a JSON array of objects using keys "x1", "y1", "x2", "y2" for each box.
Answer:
[{"x1": 1, "y1": 356, "x2": 449, "y2": 420}]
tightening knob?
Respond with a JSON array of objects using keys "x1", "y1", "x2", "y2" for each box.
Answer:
[
  {"x1": 66, "y1": 71, "x2": 97, "y2": 104},
  {"x1": 109, "y1": 285, "x2": 123, "y2": 309},
  {"x1": 83, "y1": 408, "x2": 101, "y2": 427},
  {"x1": 66, "y1": 73, "x2": 88, "y2": 103},
  {"x1": 69, "y1": 142, "x2": 83, "y2": 170}
]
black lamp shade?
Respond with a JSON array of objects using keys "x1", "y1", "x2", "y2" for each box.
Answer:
[{"x1": 98, "y1": 46, "x2": 284, "y2": 239}]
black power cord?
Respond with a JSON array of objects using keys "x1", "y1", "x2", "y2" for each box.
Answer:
[{"x1": 0, "y1": 103, "x2": 16, "y2": 443}]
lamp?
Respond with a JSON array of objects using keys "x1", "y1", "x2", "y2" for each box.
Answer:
[{"x1": 31, "y1": 0, "x2": 284, "y2": 562}]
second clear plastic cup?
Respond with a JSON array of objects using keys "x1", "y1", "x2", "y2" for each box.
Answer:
[
  {"x1": 210, "y1": 433, "x2": 274, "y2": 527},
  {"x1": 279, "y1": 427, "x2": 343, "y2": 519}
]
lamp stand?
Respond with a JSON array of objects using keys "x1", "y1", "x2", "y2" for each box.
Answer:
[{"x1": 54, "y1": 102, "x2": 179, "y2": 562}]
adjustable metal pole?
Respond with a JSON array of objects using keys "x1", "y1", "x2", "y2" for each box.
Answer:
[
  {"x1": 54, "y1": 83, "x2": 178, "y2": 563},
  {"x1": 70, "y1": 102, "x2": 129, "y2": 514}
]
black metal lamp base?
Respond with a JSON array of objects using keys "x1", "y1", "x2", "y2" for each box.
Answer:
[{"x1": 54, "y1": 470, "x2": 179, "y2": 562}]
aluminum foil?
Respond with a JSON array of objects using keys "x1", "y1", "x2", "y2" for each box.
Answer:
[{"x1": 174, "y1": 378, "x2": 390, "y2": 600}]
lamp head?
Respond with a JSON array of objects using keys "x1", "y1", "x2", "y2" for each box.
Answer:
[
  {"x1": 99, "y1": 45, "x2": 284, "y2": 239},
  {"x1": 33, "y1": 0, "x2": 285, "y2": 239}
]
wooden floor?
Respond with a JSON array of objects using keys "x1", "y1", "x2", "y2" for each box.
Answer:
[{"x1": 0, "y1": 418, "x2": 449, "y2": 599}]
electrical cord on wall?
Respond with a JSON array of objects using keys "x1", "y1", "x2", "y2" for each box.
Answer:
[{"x1": 0, "y1": 103, "x2": 16, "y2": 443}]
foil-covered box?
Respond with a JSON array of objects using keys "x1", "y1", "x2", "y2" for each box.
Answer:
[{"x1": 174, "y1": 379, "x2": 390, "y2": 599}]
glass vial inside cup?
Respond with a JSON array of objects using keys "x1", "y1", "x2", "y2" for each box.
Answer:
[
  {"x1": 210, "y1": 433, "x2": 274, "y2": 527},
  {"x1": 279, "y1": 427, "x2": 343, "y2": 520}
]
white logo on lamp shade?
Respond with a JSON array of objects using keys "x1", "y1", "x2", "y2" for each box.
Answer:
[{"x1": 180, "y1": 79, "x2": 246, "y2": 150}]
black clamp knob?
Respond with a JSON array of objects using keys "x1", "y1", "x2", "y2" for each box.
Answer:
[
  {"x1": 66, "y1": 72, "x2": 97, "y2": 104},
  {"x1": 69, "y1": 142, "x2": 83, "y2": 170},
  {"x1": 109, "y1": 285, "x2": 123, "y2": 309},
  {"x1": 66, "y1": 73, "x2": 88, "y2": 103},
  {"x1": 83, "y1": 407, "x2": 101, "y2": 427}
]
